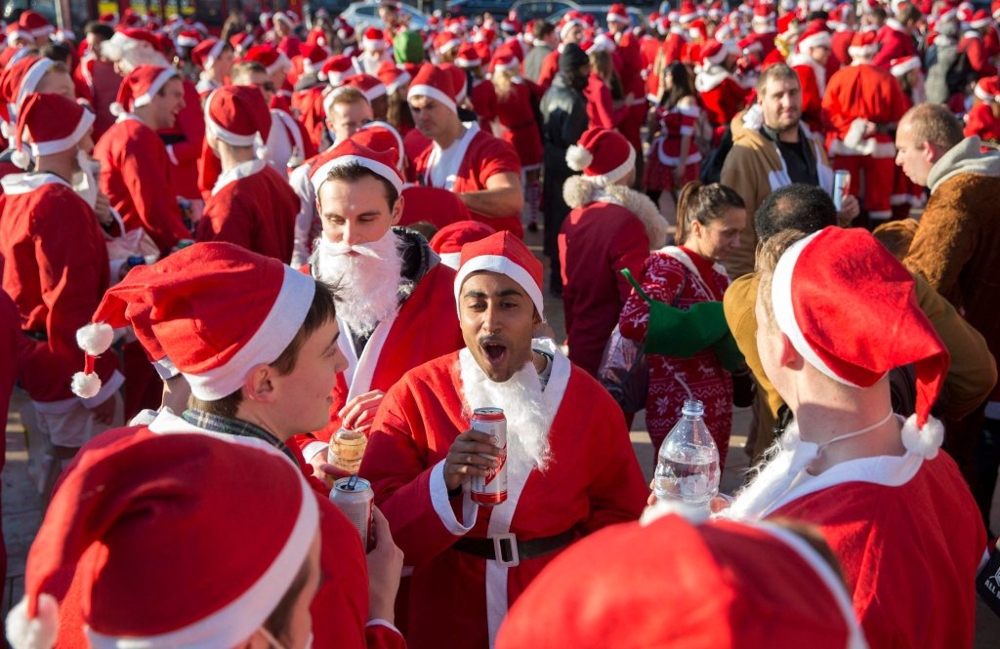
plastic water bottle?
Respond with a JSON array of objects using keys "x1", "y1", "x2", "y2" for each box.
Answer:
[{"x1": 654, "y1": 399, "x2": 721, "y2": 507}]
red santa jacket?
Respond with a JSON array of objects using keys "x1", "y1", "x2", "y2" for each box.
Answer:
[
  {"x1": 662, "y1": 30, "x2": 687, "y2": 65},
  {"x1": 831, "y1": 27, "x2": 856, "y2": 66},
  {"x1": 771, "y1": 450, "x2": 985, "y2": 649},
  {"x1": 47, "y1": 417, "x2": 405, "y2": 649},
  {"x1": 294, "y1": 257, "x2": 465, "y2": 457},
  {"x1": 0, "y1": 174, "x2": 121, "y2": 404},
  {"x1": 360, "y1": 342, "x2": 648, "y2": 649},
  {"x1": 696, "y1": 68, "x2": 749, "y2": 128},
  {"x1": 537, "y1": 48, "x2": 560, "y2": 91},
  {"x1": 959, "y1": 31, "x2": 999, "y2": 77},
  {"x1": 291, "y1": 84, "x2": 328, "y2": 154},
  {"x1": 871, "y1": 19, "x2": 916, "y2": 70},
  {"x1": 822, "y1": 62, "x2": 908, "y2": 158},
  {"x1": 965, "y1": 101, "x2": 1000, "y2": 142},
  {"x1": 471, "y1": 77, "x2": 500, "y2": 130},
  {"x1": 95, "y1": 114, "x2": 191, "y2": 253},
  {"x1": 494, "y1": 80, "x2": 543, "y2": 168},
  {"x1": 789, "y1": 55, "x2": 826, "y2": 134},
  {"x1": 414, "y1": 124, "x2": 524, "y2": 236},
  {"x1": 158, "y1": 79, "x2": 205, "y2": 201},
  {"x1": 196, "y1": 159, "x2": 300, "y2": 263}
]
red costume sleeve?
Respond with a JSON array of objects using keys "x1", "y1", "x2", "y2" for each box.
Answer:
[
  {"x1": 123, "y1": 130, "x2": 191, "y2": 250},
  {"x1": 165, "y1": 82, "x2": 206, "y2": 165}
]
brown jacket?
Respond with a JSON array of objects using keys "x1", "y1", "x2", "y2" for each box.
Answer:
[{"x1": 724, "y1": 271, "x2": 997, "y2": 460}]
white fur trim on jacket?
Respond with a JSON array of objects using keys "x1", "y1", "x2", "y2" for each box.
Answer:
[{"x1": 562, "y1": 177, "x2": 669, "y2": 249}]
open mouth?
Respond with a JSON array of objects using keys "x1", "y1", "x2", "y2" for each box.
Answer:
[{"x1": 481, "y1": 342, "x2": 508, "y2": 366}]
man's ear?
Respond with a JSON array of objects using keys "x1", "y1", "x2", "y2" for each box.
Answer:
[
  {"x1": 390, "y1": 193, "x2": 405, "y2": 226},
  {"x1": 243, "y1": 364, "x2": 278, "y2": 403},
  {"x1": 778, "y1": 332, "x2": 803, "y2": 370}
]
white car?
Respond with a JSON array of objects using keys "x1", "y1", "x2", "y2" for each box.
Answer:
[{"x1": 339, "y1": 1, "x2": 430, "y2": 31}]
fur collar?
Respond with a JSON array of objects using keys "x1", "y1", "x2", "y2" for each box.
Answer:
[{"x1": 563, "y1": 176, "x2": 669, "y2": 249}]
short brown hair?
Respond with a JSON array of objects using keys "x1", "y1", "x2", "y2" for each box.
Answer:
[
  {"x1": 320, "y1": 161, "x2": 399, "y2": 210},
  {"x1": 676, "y1": 181, "x2": 746, "y2": 243},
  {"x1": 230, "y1": 60, "x2": 267, "y2": 84},
  {"x1": 756, "y1": 63, "x2": 800, "y2": 97},
  {"x1": 328, "y1": 85, "x2": 368, "y2": 109},
  {"x1": 902, "y1": 103, "x2": 964, "y2": 153},
  {"x1": 189, "y1": 279, "x2": 338, "y2": 417}
]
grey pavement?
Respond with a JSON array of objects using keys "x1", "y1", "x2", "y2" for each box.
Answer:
[{"x1": 0, "y1": 230, "x2": 997, "y2": 645}]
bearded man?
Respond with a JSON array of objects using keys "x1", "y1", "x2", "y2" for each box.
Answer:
[
  {"x1": 291, "y1": 139, "x2": 464, "y2": 480},
  {"x1": 360, "y1": 231, "x2": 648, "y2": 649}
]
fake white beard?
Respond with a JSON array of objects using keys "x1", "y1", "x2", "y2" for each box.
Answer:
[
  {"x1": 313, "y1": 229, "x2": 407, "y2": 333},
  {"x1": 72, "y1": 150, "x2": 101, "y2": 209},
  {"x1": 724, "y1": 421, "x2": 819, "y2": 521},
  {"x1": 458, "y1": 348, "x2": 555, "y2": 479}
]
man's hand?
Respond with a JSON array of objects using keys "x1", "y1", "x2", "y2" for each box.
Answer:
[
  {"x1": 837, "y1": 194, "x2": 860, "y2": 226},
  {"x1": 308, "y1": 447, "x2": 347, "y2": 487},
  {"x1": 88, "y1": 394, "x2": 117, "y2": 425},
  {"x1": 367, "y1": 507, "x2": 404, "y2": 623},
  {"x1": 338, "y1": 390, "x2": 385, "y2": 434},
  {"x1": 444, "y1": 429, "x2": 501, "y2": 492},
  {"x1": 94, "y1": 192, "x2": 112, "y2": 228},
  {"x1": 672, "y1": 166, "x2": 685, "y2": 187}
]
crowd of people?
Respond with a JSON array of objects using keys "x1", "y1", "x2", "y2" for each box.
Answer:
[{"x1": 0, "y1": 0, "x2": 998, "y2": 645}]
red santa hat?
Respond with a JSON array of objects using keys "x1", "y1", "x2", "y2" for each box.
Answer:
[
  {"x1": 107, "y1": 27, "x2": 161, "y2": 54},
  {"x1": 241, "y1": 44, "x2": 291, "y2": 77},
  {"x1": 6, "y1": 433, "x2": 318, "y2": 649},
  {"x1": 407, "y1": 63, "x2": 457, "y2": 113},
  {"x1": 9, "y1": 93, "x2": 94, "y2": 169},
  {"x1": 190, "y1": 37, "x2": 226, "y2": 71},
  {"x1": 500, "y1": 17, "x2": 522, "y2": 34},
  {"x1": 228, "y1": 31, "x2": 255, "y2": 53},
  {"x1": 848, "y1": 27, "x2": 878, "y2": 59},
  {"x1": 377, "y1": 61, "x2": 412, "y2": 95},
  {"x1": 889, "y1": 55, "x2": 922, "y2": 77},
  {"x1": 957, "y1": 1, "x2": 974, "y2": 24},
  {"x1": 175, "y1": 28, "x2": 201, "y2": 49},
  {"x1": 558, "y1": 17, "x2": 582, "y2": 41},
  {"x1": 441, "y1": 64, "x2": 467, "y2": 103},
  {"x1": 297, "y1": 42, "x2": 329, "y2": 76},
  {"x1": 337, "y1": 23, "x2": 357, "y2": 43},
  {"x1": 454, "y1": 230, "x2": 545, "y2": 319},
  {"x1": 455, "y1": 43, "x2": 482, "y2": 68},
  {"x1": 322, "y1": 54, "x2": 358, "y2": 86},
  {"x1": 18, "y1": 10, "x2": 52, "y2": 39},
  {"x1": 974, "y1": 75, "x2": 1000, "y2": 102},
  {"x1": 310, "y1": 138, "x2": 403, "y2": 196},
  {"x1": 273, "y1": 10, "x2": 297, "y2": 30},
  {"x1": 353, "y1": 120, "x2": 406, "y2": 172},
  {"x1": 204, "y1": 85, "x2": 271, "y2": 156},
  {"x1": 495, "y1": 514, "x2": 867, "y2": 649},
  {"x1": 109, "y1": 64, "x2": 178, "y2": 117},
  {"x1": 753, "y1": 1, "x2": 776, "y2": 25},
  {"x1": 434, "y1": 30, "x2": 462, "y2": 56},
  {"x1": 969, "y1": 8, "x2": 992, "y2": 28},
  {"x1": 6, "y1": 22, "x2": 32, "y2": 47},
  {"x1": 362, "y1": 26, "x2": 386, "y2": 51},
  {"x1": 342, "y1": 73, "x2": 387, "y2": 102},
  {"x1": 430, "y1": 220, "x2": 496, "y2": 270},
  {"x1": 701, "y1": 39, "x2": 729, "y2": 66},
  {"x1": 797, "y1": 19, "x2": 832, "y2": 52},
  {"x1": 678, "y1": 1, "x2": 699, "y2": 24},
  {"x1": 52, "y1": 27, "x2": 75, "y2": 44},
  {"x1": 993, "y1": 0, "x2": 1000, "y2": 21},
  {"x1": 566, "y1": 127, "x2": 636, "y2": 187},
  {"x1": 69, "y1": 242, "x2": 318, "y2": 402},
  {"x1": 769, "y1": 227, "x2": 949, "y2": 458},
  {"x1": 0, "y1": 56, "x2": 54, "y2": 121},
  {"x1": 490, "y1": 53, "x2": 521, "y2": 74},
  {"x1": 586, "y1": 33, "x2": 616, "y2": 55},
  {"x1": 607, "y1": 3, "x2": 632, "y2": 25}
]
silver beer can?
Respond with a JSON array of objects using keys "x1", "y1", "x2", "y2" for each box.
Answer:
[
  {"x1": 470, "y1": 407, "x2": 508, "y2": 506},
  {"x1": 331, "y1": 475, "x2": 375, "y2": 551},
  {"x1": 834, "y1": 170, "x2": 851, "y2": 211}
]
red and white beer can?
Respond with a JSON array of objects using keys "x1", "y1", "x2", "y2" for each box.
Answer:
[
  {"x1": 330, "y1": 475, "x2": 375, "y2": 551},
  {"x1": 470, "y1": 407, "x2": 507, "y2": 506}
]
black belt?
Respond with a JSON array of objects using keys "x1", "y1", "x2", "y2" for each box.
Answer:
[{"x1": 452, "y1": 530, "x2": 576, "y2": 566}]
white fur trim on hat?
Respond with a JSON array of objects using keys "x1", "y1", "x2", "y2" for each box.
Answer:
[
  {"x1": 182, "y1": 265, "x2": 316, "y2": 401},
  {"x1": 84, "y1": 470, "x2": 318, "y2": 649},
  {"x1": 900, "y1": 413, "x2": 944, "y2": 459},
  {"x1": 493, "y1": 57, "x2": 520, "y2": 73},
  {"x1": 312, "y1": 153, "x2": 403, "y2": 195},
  {"x1": 407, "y1": 84, "x2": 457, "y2": 113},
  {"x1": 16, "y1": 58, "x2": 55, "y2": 111},
  {"x1": 975, "y1": 81, "x2": 998, "y2": 103},
  {"x1": 848, "y1": 44, "x2": 877, "y2": 59},
  {"x1": 28, "y1": 109, "x2": 95, "y2": 158},
  {"x1": 890, "y1": 57, "x2": 921, "y2": 77},
  {"x1": 205, "y1": 38, "x2": 226, "y2": 70},
  {"x1": 133, "y1": 67, "x2": 179, "y2": 109},
  {"x1": 799, "y1": 31, "x2": 831, "y2": 51},
  {"x1": 770, "y1": 230, "x2": 862, "y2": 387},
  {"x1": 454, "y1": 254, "x2": 545, "y2": 321},
  {"x1": 574, "y1": 144, "x2": 636, "y2": 188},
  {"x1": 705, "y1": 45, "x2": 728, "y2": 66},
  {"x1": 7, "y1": 592, "x2": 59, "y2": 649},
  {"x1": 385, "y1": 70, "x2": 411, "y2": 95}
]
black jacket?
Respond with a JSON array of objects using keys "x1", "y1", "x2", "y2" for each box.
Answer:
[{"x1": 540, "y1": 73, "x2": 589, "y2": 153}]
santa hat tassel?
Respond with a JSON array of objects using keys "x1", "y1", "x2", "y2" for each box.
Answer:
[
  {"x1": 6, "y1": 593, "x2": 60, "y2": 649},
  {"x1": 565, "y1": 144, "x2": 593, "y2": 172},
  {"x1": 901, "y1": 414, "x2": 944, "y2": 460},
  {"x1": 11, "y1": 149, "x2": 31, "y2": 170}
]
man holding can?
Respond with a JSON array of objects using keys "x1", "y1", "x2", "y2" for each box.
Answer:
[{"x1": 360, "y1": 230, "x2": 648, "y2": 649}]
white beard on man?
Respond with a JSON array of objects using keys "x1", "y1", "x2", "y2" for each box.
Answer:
[
  {"x1": 312, "y1": 228, "x2": 411, "y2": 334},
  {"x1": 458, "y1": 347, "x2": 557, "y2": 481}
]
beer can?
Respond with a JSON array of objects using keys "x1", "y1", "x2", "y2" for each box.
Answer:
[
  {"x1": 833, "y1": 170, "x2": 851, "y2": 211},
  {"x1": 330, "y1": 475, "x2": 375, "y2": 552},
  {"x1": 470, "y1": 407, "x2": 507, "y2": 506}
]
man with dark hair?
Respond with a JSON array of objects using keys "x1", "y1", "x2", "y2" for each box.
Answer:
[
  {"x1": 720, "y1": 63, "x2": 857, "y2": 279},
  {"x1": 540, "y1": 43, "x2": 590, "y2": 295},
  {"x1": 897, "y1": 102, "x2": 1000, "y2": 523},
  {"x1": 724, "y1": 182, "x2": 996, "y2": 461},
  {"x1": 871, "y1": 4, "x2": 921, "y2": 69},
  {"x1": 293, "y1": 138, "x2": 464, "y2": 481},
  {"x1": 524, "y1": 21, "x2": 556, "y2": 82}
]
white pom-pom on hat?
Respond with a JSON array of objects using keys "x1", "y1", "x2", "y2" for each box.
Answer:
[
  {"x1": 6, "y1": 593, "x2": 59, "y2": 649},
  {"x1": 76, "y1": 322, "x2": 114, "y2": 356},
  {"x1": 565, "y1": 144, "x2": 592, "y2": 172},
  {"x1": 901, "y1": 414, "x2": 943, "y2": 459},
  {"x1": 109, "y1": 102, "x2": 125, "y2": 117},
  {"x1": 11, "y1": 150, "x2": 31, "y2": 169},
  {"x1": 71, "y1": 372, "x2": 103, "y2": 399},
  {"x1": 255, "y1": 144, "x2": 270, "y2": 161}
]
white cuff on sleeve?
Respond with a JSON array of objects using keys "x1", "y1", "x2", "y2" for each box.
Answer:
[
  {"x1": 366, "y1": 619, "x2": 402, "y2": 636},
  {"x1": 430, "y1": 460, "x2": 478, "y2": 534},
  {"x1": 303, "y1": 440, "x2": 329, "y2": 462}
]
